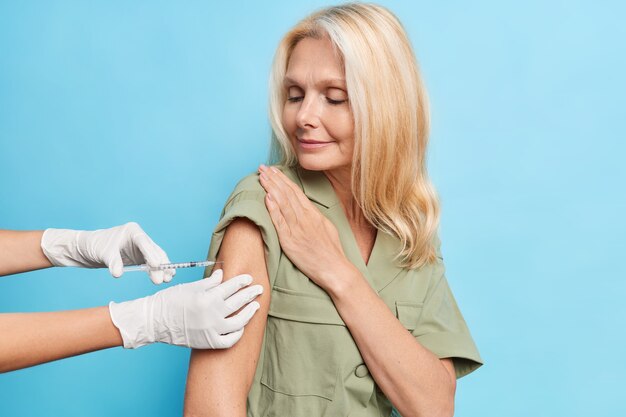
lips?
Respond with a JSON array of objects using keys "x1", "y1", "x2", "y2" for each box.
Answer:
[
  {"x1": 299, "y1": 138, "x2": 329, "y2": 144},
  {"x1": 297, "y1": 138, "x2": 333, "y2": 149}
]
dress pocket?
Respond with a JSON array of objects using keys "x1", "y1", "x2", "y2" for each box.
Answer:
[
  {"x1": 395, "y1": 301, "x2": 424, "y2": 332},
  {"x1": 260, "y1": 286, "x2": 345, "y2": 402}
]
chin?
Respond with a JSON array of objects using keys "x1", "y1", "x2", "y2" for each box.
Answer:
[{"x1": 296, "y1": 153, "x2": 348, "y2": 172}]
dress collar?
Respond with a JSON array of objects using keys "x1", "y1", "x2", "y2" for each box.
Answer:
[
  {"x1": 291, "y1": 165, "x2": 405, "y2": 291},
  {"x1": 295, "y1": 166, "x2": 340, "y2": 209}
]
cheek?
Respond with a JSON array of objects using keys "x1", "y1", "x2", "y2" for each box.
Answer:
[
  {"x1": 325, "y1": 110, "x2": 354, "y2": 146},
  {"x1": 282, "y1": 106, "x2": 296, "y2": 135}
]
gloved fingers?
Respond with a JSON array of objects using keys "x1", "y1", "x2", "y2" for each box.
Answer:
[
  {"x1": 152, "y1": 244, "x2": 175, "y2": 283},
  {"x1": 220, "y1": 301, "x2": 261, "y2": 334},
  {"x1": 148, "y1": 270, "x2": 167, "y2": 285},
  {"x1": 130, "y1": 231, "x2": 162, "y2": 264},
  {"x1": 107, "y1": 253, "x2": 125, "y2": 278},
  {"x1": 223, "y1": 285, "x2": 264, "y2": 315},
  {"x1": 186, "y1": 269, "x2": 224, "y2": 291},
  {"x1": 158, "y1": 265, "x2": 175, "y2": 283},
  {"x1": 213, "y1": 328, "x2": 244, "y2": 349},
  {"x1": 131, "y1": 230, "x2": 175, "y2": 285},
  {"x1": 215, "y1": 274, "x2": 254, "y2": 300}
]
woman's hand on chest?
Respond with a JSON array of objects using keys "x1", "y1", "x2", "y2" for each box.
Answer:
[{"x1": 258, "y1": 165, "x2": 355, "y2": 292}]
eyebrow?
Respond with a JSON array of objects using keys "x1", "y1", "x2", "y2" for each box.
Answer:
[{"x1": 284, "y1": 75, "x2": 346, "y2": 88}]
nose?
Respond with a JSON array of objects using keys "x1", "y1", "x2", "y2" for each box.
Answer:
[{"x1": 296, "y1": 96, "x2": 320, "y2": 129}]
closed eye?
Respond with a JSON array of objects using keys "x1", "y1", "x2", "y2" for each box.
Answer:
[
  {"x1": 326, "y1": 97, "x2": 348, "y2": 105},
  {"x1": 287, "y1": 85, "x2": 304, "y2": 103}
]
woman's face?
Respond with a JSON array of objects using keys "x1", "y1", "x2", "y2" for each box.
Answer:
[{"x1": 282, "y1": 36, "x2": 354, "y2": 173}]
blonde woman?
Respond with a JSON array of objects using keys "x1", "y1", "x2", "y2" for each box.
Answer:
[{"x1": 184, "y1": 3, "x2": 482, "y2": 416}]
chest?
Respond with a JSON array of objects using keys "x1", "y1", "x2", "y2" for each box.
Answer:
[{"x1": 347, "y1": 221, "x2": 377, "y2": 265}]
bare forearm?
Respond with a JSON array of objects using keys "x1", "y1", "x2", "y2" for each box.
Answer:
[
  {"x1": 0, "y1": 230, "x2": 52, "y2": 276},
  {"x1": 328, "y1": 264, "x2": 456, "y2": 417},
  {"x1": 0, "y1": 306, "x2": 123, "y2": 373}
]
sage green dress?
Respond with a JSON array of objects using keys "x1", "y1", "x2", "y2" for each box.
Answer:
[{"x1": 205, "y1": 166, "x2": 482, "y2": 417}]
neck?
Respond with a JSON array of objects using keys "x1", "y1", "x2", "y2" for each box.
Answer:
[{"x1": 323, "y1": 167, "x2": 370, "y2": 227}]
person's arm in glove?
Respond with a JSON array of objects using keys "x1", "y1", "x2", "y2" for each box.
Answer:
[
  {"x1": 41, "y1": 222, "x2": 175, "y2": 284},
  {"x1": 0, "y1": 269, "x2": 262, "y2": 373},
  {"x1": 1, "y1": 222, "x2": 173, "y2": 284}
]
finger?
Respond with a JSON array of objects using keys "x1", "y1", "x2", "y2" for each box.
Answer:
[
  {"x1": 271, "y1": 166, "x2": 311, "y2": 206},
  {"x1": 215, "y1": 274, "x2": 254, "y2": 300},
  {"x1": 151, "y1": 242, "x2": 175, "y2": 282},
  {"x1": 148, "y1": 269, "x2": 166, "y2": 285},
  {"x1": 159, "y1": 263, "x2": 176, "y2": 283},
  {"x1": 214, "y1": 328, "x2": 244, "y2": 349},
  {"x1": 265, "y1": 192, "x2": 290, "y2": 236},
  {"x1": 258, "y1": 168, "x2": 276, "y2": 194},
  {"x1": 221, "y1": 301, "x2": 261, "y2": 333},
  {"x1": 262, "y1": 174, "x2": 297, "y2": 227},
  {"x1": 268, "y1": 166, "x2": 297, "y2": 192},
  {"x1": 223, "y1": 284, "x2": 264, "y2": 315},
  {"x1": 130, "y1": 233, "x2": 169, "y2": 284},
  {"x1": 163, "y1": 268, "x2": 175, "y2": 283},
  {"x1": 132, "y1": 232, "x2": 168, "y2": 266},
  {"x1": 107, "y1": 253, "x2": 124, "y2": 278},
  {"x1": 186, "y1": 269, "x2": 223, "y2": 291},
  {"x1": 261, "y1": 171, "x2": 299, "y2": 225},
  {"x1": 131, "y1": 229, "x2": 168, "y2": 284}
]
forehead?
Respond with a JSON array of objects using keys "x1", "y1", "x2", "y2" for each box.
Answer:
[{"x1": 286, "y1": 37, "x2": 345, "y2": 82}]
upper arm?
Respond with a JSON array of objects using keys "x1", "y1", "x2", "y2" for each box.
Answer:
[
  {"x1": 184, "y1": 218, "x2": 271, "y2": 417},
  {"x1": 441, "y1": 358, "x2": 457, "y2": 390}
]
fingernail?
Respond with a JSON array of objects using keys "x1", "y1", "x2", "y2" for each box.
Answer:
[
  {"x1": 270, "y1": 167, "x2": 279, "y2": 174},
  {"x1": 259, "y1": 164, "x2": 267, "y2": 172}
]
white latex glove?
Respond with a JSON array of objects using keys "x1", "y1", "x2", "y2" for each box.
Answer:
[
  {"x1": 41, "y1": 222, "x2": 174, "y2": 284},
  {"x1": 108, "y1": 269, "x2": 263, "y2": 349}
]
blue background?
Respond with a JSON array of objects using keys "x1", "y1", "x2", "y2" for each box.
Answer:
[{"x1": 1, "y1": 1, "x2": 624, "y2": 416}]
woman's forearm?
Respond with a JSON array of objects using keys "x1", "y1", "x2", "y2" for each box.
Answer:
[
  {"x1": 327, "y1": 264, "x2": 456, "y2": 417},
  {"x1": 0, "y1": 230, "x2": 52, "y2": 276},
  {"x1": 0, "y1": 306, "x2": 123, "y2": 373}
]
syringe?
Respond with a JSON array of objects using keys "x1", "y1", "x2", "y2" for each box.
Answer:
[{"x1": 123, "y1": 260, "x2": 221, "y2": 273}]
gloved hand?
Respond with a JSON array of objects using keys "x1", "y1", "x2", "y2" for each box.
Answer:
[
  {"x1": 108, "y1": 269, "x2": 263, "y2": 349},
  {"x1": 41, "y1": 222, "x2": 174, "y2": 284}
]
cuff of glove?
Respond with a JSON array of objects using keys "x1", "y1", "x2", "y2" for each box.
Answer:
[
  {"x1": 108, "y1": 298, "x2": 155, "y2": 349},
  {"x1": 41, "y1": 228, "x2": 86, "y2": 268}
]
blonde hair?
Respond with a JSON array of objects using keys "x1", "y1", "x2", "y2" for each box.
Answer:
[{"x1": 268, "y1": 3, "x2": 440, "y2": 268}]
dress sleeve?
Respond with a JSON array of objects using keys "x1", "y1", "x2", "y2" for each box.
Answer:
[
  {"x1": 413, "y1": 256, "x2": 483, "y2": 379},
  {"x1": 203, "y1": 174, "x2": 281, "y2": 285}
]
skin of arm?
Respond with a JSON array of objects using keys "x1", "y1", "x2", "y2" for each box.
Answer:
[
  {"x1": 0, "y1": 230, "x2": 52, "y2": 276},
  {"x1": 328, "y1": 264, "x2": 456, "y2": 417},
  {"x1": 184, "y1": 218, "x2": 271, "y2": 417},
  {"x1": 0, "y1": 307, "x2": 123, "y2": 373},
  {"x1": 0, "y1": 230, "x2": 124, "y2": 372},
  {"x1": 259, "y1": 166, "x2": 457, "y2": 417}
]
